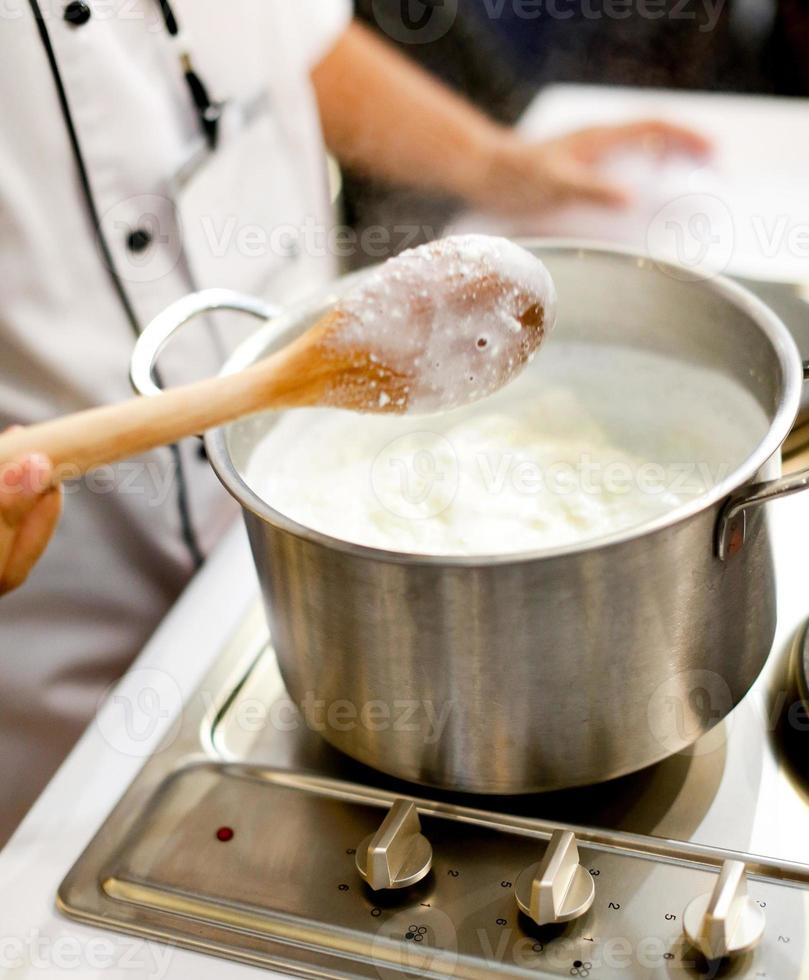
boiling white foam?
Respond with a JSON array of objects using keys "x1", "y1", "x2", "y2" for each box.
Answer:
[
  {"x1": 330, "y1": 235, "x2": 557, "y2": 413},
  {"x1": 246, "y1": 343, "x2": 769, "y2": 556}
]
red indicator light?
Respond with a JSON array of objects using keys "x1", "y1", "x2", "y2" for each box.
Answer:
[{"x1": 216, "y1": 826, "x2": 234, "y2": 842}]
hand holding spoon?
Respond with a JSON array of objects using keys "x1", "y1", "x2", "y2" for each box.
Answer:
[{"x1": 0, "y1": 236, "x2": 556, "y2": 481}]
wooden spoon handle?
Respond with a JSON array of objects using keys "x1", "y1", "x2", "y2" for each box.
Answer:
[
  {"x1": 0, "y1": 359, "x2": 286, "y2": 481},
  {"x1": 0, "y1": 308, "x2": 340, "y2": 481}
]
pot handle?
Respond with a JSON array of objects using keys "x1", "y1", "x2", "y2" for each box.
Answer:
[
  {"x1": 130, "y1": 288, "x2": 281, "y2": 398},
  {"x1": 716, "y1": 359, "x2": 809, "y2": 560}
]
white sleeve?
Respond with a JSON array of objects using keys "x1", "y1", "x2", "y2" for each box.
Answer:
[{"x1": 291, "y1": 0, "x2": 353, "y2": 68}]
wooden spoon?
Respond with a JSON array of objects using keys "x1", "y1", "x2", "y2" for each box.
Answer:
[{"x1": 0, "y1": 236, "x2": 555, "y2": 481}]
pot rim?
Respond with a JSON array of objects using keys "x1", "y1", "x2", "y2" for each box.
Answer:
[{"x1": 206, "y1": 239, "x2": 802, "y2": 567}]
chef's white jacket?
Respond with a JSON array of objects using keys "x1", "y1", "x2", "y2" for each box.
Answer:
[{"x1": 0, "y1": 0, "x2": 350, "y2": 843}]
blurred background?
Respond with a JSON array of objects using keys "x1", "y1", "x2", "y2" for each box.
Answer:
[{"x1": 342, "y1": 0, "x2": 809, "y2": 261}]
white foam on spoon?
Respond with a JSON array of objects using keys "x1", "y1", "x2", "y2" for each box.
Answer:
[{"x1": 329, "y1": 235, "x2": 557, "y2": 413}]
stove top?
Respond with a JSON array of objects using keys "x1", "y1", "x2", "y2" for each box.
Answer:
[{"x1": 58, "y1": 592, "x2": 809, "y2": 979}]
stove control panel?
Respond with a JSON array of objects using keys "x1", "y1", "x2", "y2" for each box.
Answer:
[
  {"x1": 70, "y1": 767, "x2": 809, "y2": 980},
  {"x1": 514, "y1": 829, "x2": 596, "y2": 927},
  {"x1": 355, "y1": 798, "x2": 433, "y2": 890},
  {"x1": 683, "y1": 860, "x2": 766, "y2": 961}
]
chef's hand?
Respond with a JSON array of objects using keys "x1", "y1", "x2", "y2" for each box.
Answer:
[
  {"x1": 314, "y1": 26, "x2": 711, "y2": 218},
  {"x1": 476, "y1": 120, "x2": 712, "y2": 215},
  {"x1": 0, "y1": 444, "x2": 62, "y2": 596}
]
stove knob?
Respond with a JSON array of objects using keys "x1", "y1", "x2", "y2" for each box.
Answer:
[
  {"x1": 355, "y1": 799, "x2": 433, "y2": 891},
  {"x1": 514, "y1": 829, "x2": 595, "y2": 926},
  {"x1": 683, "y1": 860, "x2": 766, "y2": 960}
]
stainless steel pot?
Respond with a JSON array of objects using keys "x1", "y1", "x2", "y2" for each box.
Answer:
[
  {"x1": 132, "y1": 242, "x2": 809, "y2": 794},
  {"x1": 735, "y1": 276, "x2": 809, "y2": 416}
]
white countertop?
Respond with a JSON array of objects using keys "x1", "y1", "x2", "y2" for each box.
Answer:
[{"x1": 0, "y1": 523, "x2": 278, "y2": 980}]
